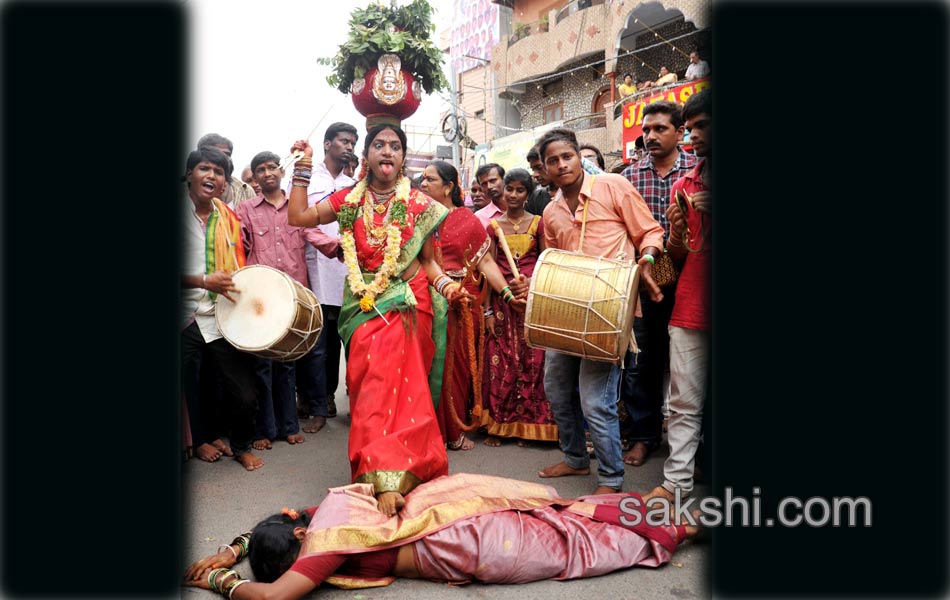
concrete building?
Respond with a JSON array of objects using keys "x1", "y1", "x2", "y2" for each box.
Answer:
[{"x1": 460, "y1": 0, "x2": 710, "y2": 172}]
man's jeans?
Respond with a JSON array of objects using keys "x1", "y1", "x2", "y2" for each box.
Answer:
[
  {"x1": 544, "y1": 350, "x2": 625, "y2": 490},
  {"x1": 662, "y1": 325, "x2": 708, "y2": 495},
  {"x1": 254, "y1": 358, "x2": 299, "y2": 439}
]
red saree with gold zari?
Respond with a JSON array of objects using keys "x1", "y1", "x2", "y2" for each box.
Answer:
[{"x1": 328, "y1": 185, "x2": 449, "y2": 495}]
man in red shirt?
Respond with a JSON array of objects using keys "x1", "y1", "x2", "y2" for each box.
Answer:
[{"x1": 644, "y1": 90, "x2": 711, "y2": 503}]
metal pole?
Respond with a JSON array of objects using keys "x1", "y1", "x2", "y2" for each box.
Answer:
[{"x1": 450, "y1": 62, "x2": 460, "y2": 167}]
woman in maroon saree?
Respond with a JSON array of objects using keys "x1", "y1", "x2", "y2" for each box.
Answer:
[
  {"x1": 419, "y1": 161, "x2": 522, "y2": 451},
  {"x1": 481, "y1": 168, "x2": 557, "y2": 446}
]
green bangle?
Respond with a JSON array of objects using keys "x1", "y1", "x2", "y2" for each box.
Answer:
[
  {"x1": 641, "y1": 254, "x2": 655, "y2": 265},
  {"x1": 209, "y1": 568, "x2": 231, "y2": 593}
]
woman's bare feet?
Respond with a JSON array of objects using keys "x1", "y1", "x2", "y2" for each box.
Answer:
[
  {"x1": 448, "y1": 435, "x2": 476, "y2": 451},
  {"x1": 516, "y1": 439, "x2": 535, "y2": 448},
  {"x1": 376, "y1": 491, "x2": 405, "y2": 517},
  {"x1": 483, "y1": 436, "x2": 502, "y2": 447},
  {"x1": 211, "y1": 438, "x2": 234, "y2": 457},
  {"x1": 286, "y1": 433, "x2": 305, "y2": 445},
  {"x1": 303, "y1": 416, "x2": 326, "y2": 434},
  {"x1": 252, "y1": 438, "x2": 272, "y2": 451},
  {"x1": 235, "y1": 452, "x2": 264, "y2": 471},
  {"x1": 195, "y1": 443, "x2": 221, "y2": 462},
  {"x1": 538, "y1": 462, "x2": 590, "y2": 478}
]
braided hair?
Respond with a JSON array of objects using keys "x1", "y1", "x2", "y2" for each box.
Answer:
[{"x1": 247, "y1": 508, "x2": 312, "y2": 583}]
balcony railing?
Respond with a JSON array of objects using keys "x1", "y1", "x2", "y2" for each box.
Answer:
[
  {"x1": 612, "y1": 80, "x2": 684, "y2": 120},
  {"x1": 556, "y1": 0, "x2": 605, "y2": 25},
  {"x1": 507, "y1": 17, "x2": 550, "y2": 46},
  {"x1": 562, "y1": 112, "x2": 607, "y2": 132}
]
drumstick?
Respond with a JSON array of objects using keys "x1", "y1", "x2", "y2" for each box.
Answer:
[
  {"x1": 491, "y1": 221, "x2": 521, "y2": 278},
  {"x1": 279, "y1": 104, "x2": 335, "y2": 170}
]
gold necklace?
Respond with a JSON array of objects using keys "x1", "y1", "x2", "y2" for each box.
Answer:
[
  {"x1": 507, "y1": 213, "x2": 527, "y2": 233},
  {"x1": 362, "y1": 192, "x2": 391, "y2": 246}
]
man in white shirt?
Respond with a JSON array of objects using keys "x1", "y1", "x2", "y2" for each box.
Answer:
[
  {"x1": 296, "y1": 122, "x2": 359, "y2": 429},
  {"x1": 685, "y1": 51, "x2": 710, "y2": 80},
  {"x1": 181, "y1": 145, "x2": 263, "y2": 471}
]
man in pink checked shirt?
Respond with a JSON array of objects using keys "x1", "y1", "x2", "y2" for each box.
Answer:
[{"x1": 236, "y1": 151, "x2": 330, "y2": 449}]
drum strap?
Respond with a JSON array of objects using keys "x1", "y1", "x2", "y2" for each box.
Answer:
[
  {"x1": 576, "y1": 176, "x2": 640, "y2": 362},
  {"x1": 577, "y1": 175, "x2": 594, "y2": 253}
]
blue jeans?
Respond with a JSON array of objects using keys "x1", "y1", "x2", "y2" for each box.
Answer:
[
  {"x1": 544, "y1": 350, "x2": 625, "y2": 490},
  {"x1": 254, "y1": 358, "x2": 299, "y2": 439}
]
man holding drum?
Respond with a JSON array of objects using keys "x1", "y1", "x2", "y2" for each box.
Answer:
[
  {"x1": 181, "y1": 145, "x2": 264, "y2": 471},
  {"x1": 525, "y1": 127, "x2": 665, "y2": 495}
]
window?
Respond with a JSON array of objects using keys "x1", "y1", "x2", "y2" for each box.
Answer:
[
  {"x1": 542, "y1": 79, "x2": 562, "y2": 97},
  {"x1": 543, "y1": 103, "x2": 563, "y2": 124},
  {"x1": 475, "y1": 109, "x2": 485, "y2": 120}
]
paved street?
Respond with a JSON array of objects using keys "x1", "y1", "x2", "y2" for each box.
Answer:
[{"x1": 183, "y1": 362, "x2": 709, "y2": 600}]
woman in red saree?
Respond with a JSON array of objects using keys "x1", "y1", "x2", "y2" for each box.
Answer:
[
  {"x1": 419, "y1": 161, "x2": 523, "y2": 452},
  {"x1": 481, "y1": 168, "x2": 557, "y2": 446},
  {"x1": 287, "y1": 126, "x2": 468, "y2": 516},
  {"x1": 184, "y1": 473, "x2": 701, "y2": 599}
]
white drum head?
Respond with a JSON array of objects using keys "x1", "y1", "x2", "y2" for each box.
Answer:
[{"x1": 215, "y1": 265, "x2": 297, "y2": 351}]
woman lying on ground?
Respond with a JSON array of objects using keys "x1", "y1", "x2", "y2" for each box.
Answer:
[{"x1": 183, "y1": 473, "x2": 700, "y2": 600}]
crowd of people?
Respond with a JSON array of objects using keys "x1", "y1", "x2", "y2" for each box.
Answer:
[
  {"x1": 182, "y1": 86, "x2": 711, "y2": 598},
  {"x1": 617, "y1": 49, "x2": 709, "y2": 98}
]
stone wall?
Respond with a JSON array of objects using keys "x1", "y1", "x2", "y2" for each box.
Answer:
[{"x1": 516, "y1": 54, "x2": 607, "y2": 130}]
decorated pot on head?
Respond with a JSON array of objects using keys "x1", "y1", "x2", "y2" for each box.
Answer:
[{"x1": 351, "y1": 54, "x2": 423, "y2": 129}]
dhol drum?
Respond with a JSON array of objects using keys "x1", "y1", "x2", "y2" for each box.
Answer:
[
  {"x1": 215, "y1": 265, "x2": 323, "y2": 362},
  {"x1": 524, "y1": 249, "x2": 640, "y2": 365}
]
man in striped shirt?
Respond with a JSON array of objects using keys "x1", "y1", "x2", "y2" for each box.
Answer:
[{"x1": 618, "y1": 101, "x2": 697, "y2": 469}]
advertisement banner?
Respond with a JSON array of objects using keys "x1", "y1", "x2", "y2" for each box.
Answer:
[
  {"x1": 621, "y1": 77, "x2": 710, "y2": 161},
  {"x1": 450, "y1": 0, "x2": 499, "y2": 75},
  {"x1": 472, "y1": 122, "x2": 563, "y2": 174}
]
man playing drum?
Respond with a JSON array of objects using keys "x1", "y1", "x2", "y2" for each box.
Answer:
[
  {"x1": 517, "y1": 128, "x2": 665, "y2": 495},
  {"x1": 181, "y1": 146, "x2": 264, "y2": 471}
]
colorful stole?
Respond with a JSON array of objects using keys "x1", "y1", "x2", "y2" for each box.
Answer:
[{"x1": 203, "y1": 198, "x2": 246, "y2": 300}]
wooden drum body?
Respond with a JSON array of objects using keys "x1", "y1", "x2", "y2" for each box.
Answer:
[
  {"x1": 215, "y1": 265, "x2": 323, "y2": 362},
  {"x1": 524, "y1": 249, "x2": 640, "y2": 365}
]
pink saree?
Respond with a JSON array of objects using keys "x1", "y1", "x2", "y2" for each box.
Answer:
[{"x1": 297, "y1": 473, "x2": 684, "y2": 589}]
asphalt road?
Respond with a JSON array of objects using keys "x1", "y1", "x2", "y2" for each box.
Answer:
[{"x1": 183, "y1": 362, "x2": 710, "y2": 600}]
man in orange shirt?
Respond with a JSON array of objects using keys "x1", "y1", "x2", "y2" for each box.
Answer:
[{"x1": 517, "y1": 127, "x2": 664, "y2": 495}]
